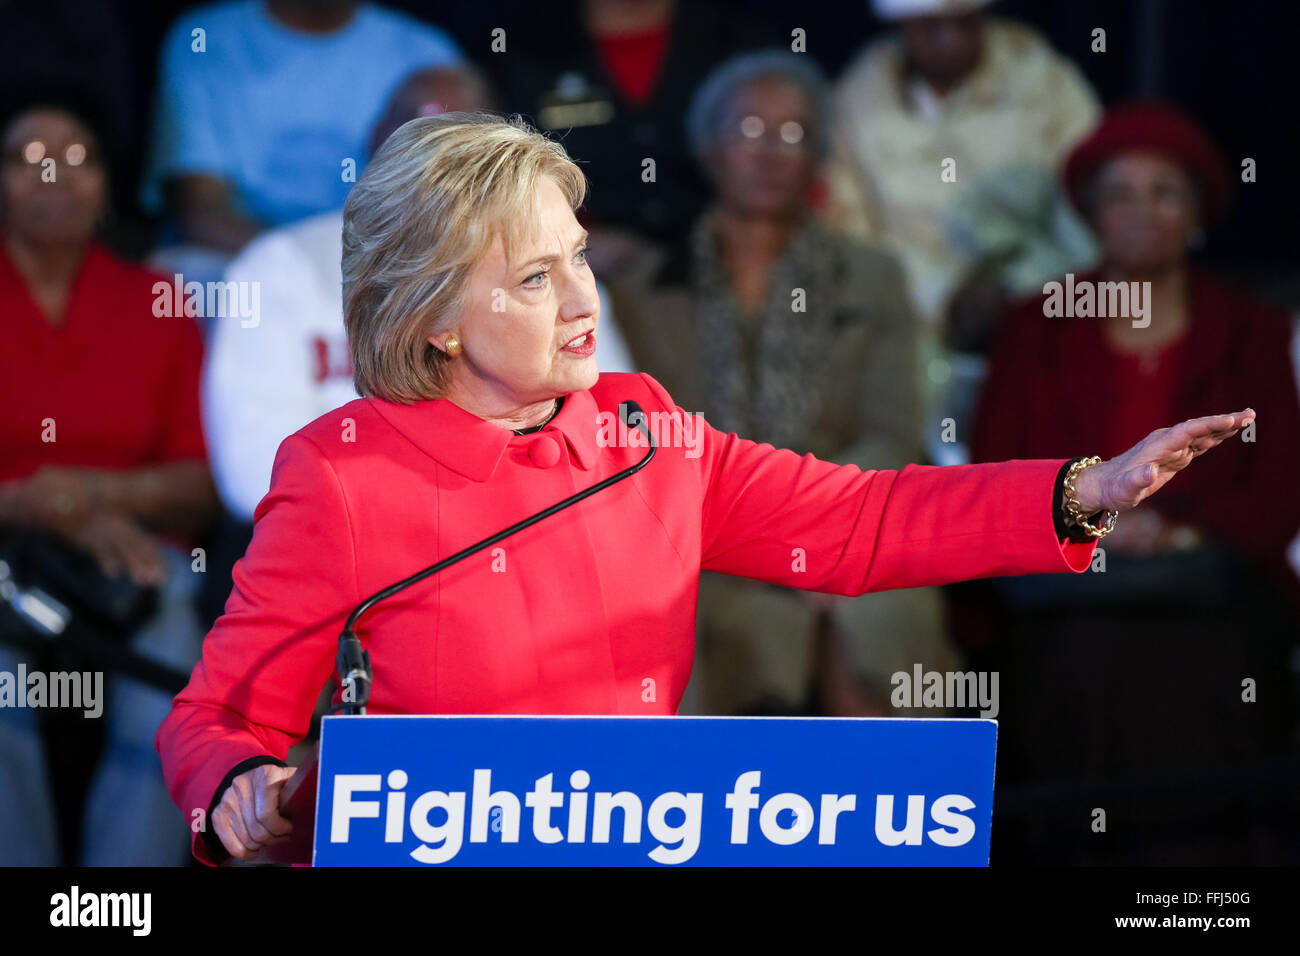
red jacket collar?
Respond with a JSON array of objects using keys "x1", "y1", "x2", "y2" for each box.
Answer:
[{"x1": 364, "y1": 388, "x2": 601, "y2": 482}]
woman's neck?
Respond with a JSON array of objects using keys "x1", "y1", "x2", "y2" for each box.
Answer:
[
  {"x1": 712, "y1": 205, "x2": 801, "y2": 257},
  {"x1": 584, "y1": 0, "x2": 674, "y2": 35},
  {"x1": 442, "y1": 379, "x2": 560, "y2": 433},
  {"x1": 5, "y1": 235, "x2": 89, "y2": 327},
  {"x1": 1100, "y1": 260, "x2": 1191, "y2": 352},
  {"x1": 266, "y1": 0, "x2": 357, "y2": 33},
  {"x1": 710, "y1": 205, "x2": 803, "y2": 313}
]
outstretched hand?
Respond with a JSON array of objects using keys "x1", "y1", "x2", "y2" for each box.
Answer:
[{"x1": 1073, "y1": 409, "x2": 1255, "y2": 515}]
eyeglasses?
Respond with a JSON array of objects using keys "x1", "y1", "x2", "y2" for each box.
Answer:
[
  {"x1": 725, "y1": 115, "x2": 809, "y2": 154},
  {"x1": 3, "y1": 139, "x2": 102, "y2": 170}
]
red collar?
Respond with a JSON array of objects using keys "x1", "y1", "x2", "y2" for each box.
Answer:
[{"x1": 364, "y1": 388, "x2": 601, "y2": 482}]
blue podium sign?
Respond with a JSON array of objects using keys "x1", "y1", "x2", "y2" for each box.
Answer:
[{"x1": 310, "y1": 715, "x2": 997, "y2": 866}]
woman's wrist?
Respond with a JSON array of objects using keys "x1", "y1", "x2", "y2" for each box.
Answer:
[
  {"x1": 1054, "y1": 457, "x2": 1119, "y2": 542},
  {"x1": 93, "y1": 468, "x2": 170, "y2": 520},
  {"x1": 1071, "y1": 460, "x2": 1106, "y2": 515},
  {"x1": 87, "y1": 468, "x2": 130, "y2": 514}
]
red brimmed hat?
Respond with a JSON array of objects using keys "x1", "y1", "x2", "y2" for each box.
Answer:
[{"x1": 1063, "y1": 101, "x2": 1232, "y2": 222}]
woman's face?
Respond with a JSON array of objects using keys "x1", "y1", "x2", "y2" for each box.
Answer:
[
  {"x1": 439, "y1": 175, "x2": 599, "y2": 414},
  {"x1": 1, "y1": 108, "x2": 107, "y2": 246},
  {"x1": 1091, "y1": 151, "x2": 1201, "y2": 275},
  {"x1": 708, "y1": 74, "x2": 817, "y2": 217}
]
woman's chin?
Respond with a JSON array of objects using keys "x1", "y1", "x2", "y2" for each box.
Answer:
[{"x1": 566, "y1": 361, "x2": 600, "y2": 392}]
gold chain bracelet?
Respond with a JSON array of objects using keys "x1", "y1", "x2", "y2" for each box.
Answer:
[{"x1": 1062, "y1": 456, "x2": 1119, "y2": 538}]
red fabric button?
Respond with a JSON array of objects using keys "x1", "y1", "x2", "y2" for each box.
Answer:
[{"x1": 528, "y1": 434, "x2": 562, "y2": 468}]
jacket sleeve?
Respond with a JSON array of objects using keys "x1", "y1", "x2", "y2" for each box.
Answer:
[
  {"x1": 154, "y1": 431, "x2": 358, "y2": 865},
  {"x1": 634, "y1": 374, "x2": 1099, "y2": 592}
]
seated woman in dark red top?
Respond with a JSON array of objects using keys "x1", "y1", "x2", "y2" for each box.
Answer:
[
  {"x1": 972, "y1": 101, "x2": 1300, "y2": 609},
  {"x1": 968, "y1": 102, "x2": 1300, "y2": 814}
]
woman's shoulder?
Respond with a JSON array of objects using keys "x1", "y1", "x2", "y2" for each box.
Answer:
[
  {"x1": 83, "y1": 242, "x2": 170, "y2": 296},
  {"x1": 1190, "y1": 269, "x2": 1295, "y2": 338},
  {"x1": 279, "y1": 397, "x2": 378, "y2": 459},
  {"x1": 820, "y1": 227, "x2": 909, "y2": 292}
]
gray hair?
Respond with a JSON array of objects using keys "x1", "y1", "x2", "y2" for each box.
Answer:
[{"x1": 685, "y1": 49, "x2": 831, "y2": 166}]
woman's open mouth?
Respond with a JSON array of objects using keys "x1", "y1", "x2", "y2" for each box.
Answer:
[{"x1": 560, "y1": 330, "x2": 596, "y2": 355}]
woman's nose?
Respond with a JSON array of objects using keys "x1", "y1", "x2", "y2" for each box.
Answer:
[{"x1": 559, "y1": 276, "x2": 598, "y2": 320}]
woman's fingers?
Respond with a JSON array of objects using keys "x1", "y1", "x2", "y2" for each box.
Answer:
[
  {"x1": 225, "y1": 778, "x2": 267, "y2": 858},
  {"x1": 212, "y1": 765, "x2": 296, "y2": 862},
  {"x1": 1117, "y1": 462, "x2": 1160, "y2": 509},
  {"x1": 1147, "y1": 409, "x2": 1252, "y2": 464},
  {"x1": 240, "y1": 809, "x2": 290, "y2": 847},
  {"x1": 80, "y1": 527, "x2": 126, "y2": 579},
  {"x1": 1091, "y1": 409, "x2": 1254, "y2": 513},
  {"x1": 214, "y1": 802, "x2": 255, "y2": 860},
  {"x1": 63, "y1": 513, "x2": 167, "y2": 587},
  {"x1": 119, "y1": 527, "x2": 166, "y2": 587},
  {"x1": 1126, "y1": 462, "x2": 1155, "y2": 494},
  {"x1": 253, "y1": 769, "x2": 295, "y2": 840},
  {"x1": 1180, "y1": 409, "x2": 1253, "y2": 446}
]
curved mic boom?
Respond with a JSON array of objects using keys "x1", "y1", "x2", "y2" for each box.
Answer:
[{"x1": 334, "y1": 399, "x2": 658, "y2": 714}]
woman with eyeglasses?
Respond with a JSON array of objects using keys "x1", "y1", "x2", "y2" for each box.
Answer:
[
  {"x1": 0, "y1": 89, "x2": 218, "y2": 864},
  {"x1": 608, "y1": 51, "x2": 956, "y2": 718}
]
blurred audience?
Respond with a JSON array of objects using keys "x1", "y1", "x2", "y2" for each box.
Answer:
[
  {"x1": 967, "y1": 101, "x2": 1300, "y2": 787},
  {"x1": 141, "y1": 0, "x2": 463, "y2": 280},
  {"x1": 609, "y1": 50, "x2": 958, "y2": 717},
  {"x1": 822, "y1": 0, "x2": 1101, "y2": 465},
  {"x1": 488, "y1": 0, "x2": 769, "y2": 279},
  {"x1": 0, "y1": 92, "x2": 217, "y2": 864}
]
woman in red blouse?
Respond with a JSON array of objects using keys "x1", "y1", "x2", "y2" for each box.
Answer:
[
  {"x1": 0, "y1": 94, "x2": 217, "y2": 864},
  {"x1": 154, "y1": 112, "x2": 1254, "y2": 865},
  {"x1": 967, "y1": 104, "x2": 1300, "y2": 817}
]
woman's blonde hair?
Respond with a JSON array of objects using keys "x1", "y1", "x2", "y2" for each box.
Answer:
[{"x1": 342, "y1": 111, "x2": 587, "y2": 403}]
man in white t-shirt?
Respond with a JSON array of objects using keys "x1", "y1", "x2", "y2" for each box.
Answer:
[{"x1": 823, "y1": 0, "x2": 1101, "y2": 468}]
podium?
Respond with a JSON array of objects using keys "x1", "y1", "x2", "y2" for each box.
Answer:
[{"x1": 256, "y1": 715, "x2": 998, "y2": 866}]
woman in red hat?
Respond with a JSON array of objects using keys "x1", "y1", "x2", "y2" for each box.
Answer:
[
  {"x1": 969, "y1": 102, "x2": 1300, "y2": 795},
  {"x1": 974, "y1": 101, "x2": 1300, "y2": 597}
]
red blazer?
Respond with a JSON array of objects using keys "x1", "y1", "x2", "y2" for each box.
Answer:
[{"x1": 157, "y1": 371, "x2": 1094, "y2": 863}]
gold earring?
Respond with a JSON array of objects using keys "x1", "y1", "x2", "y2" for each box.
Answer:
[{"x1": 444, "y1": 335, "x2": 462, "y2": 357}]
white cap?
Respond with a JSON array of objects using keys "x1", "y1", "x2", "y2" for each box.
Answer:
[{"x1": 871, "y1": 0, "x2": 993, "y2": 21}]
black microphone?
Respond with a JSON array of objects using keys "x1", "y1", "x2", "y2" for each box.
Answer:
[{"x1": 334, "y1": 399, "x2": 657, "y2": 714}]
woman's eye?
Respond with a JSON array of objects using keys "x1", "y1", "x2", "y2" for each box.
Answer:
[
  {"x1": 575, "y1": 245, "x2": 590, "y2": 266},
  {"x1": 523, "y1": 270, "x2": 548, "y2": 289}
]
